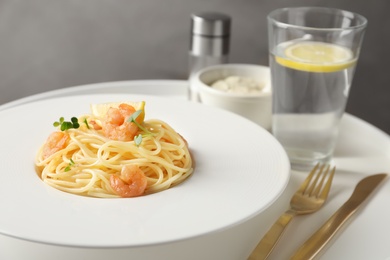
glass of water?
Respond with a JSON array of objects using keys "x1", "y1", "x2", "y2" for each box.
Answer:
[{"x1": 267, "y1": 7, "x2": 367, "y2": 171}]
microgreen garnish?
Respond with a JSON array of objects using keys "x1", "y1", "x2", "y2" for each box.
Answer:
[
  {"x1": 64, "y1": 159, "x2": 75, "y2": 172},
  {"x1": 127, "y1": 110, "x2": 153, "y2": 134},
  {"x1": 53, "y1": 117, "x2": 64, "y2": 127},
  {"x1": 127, "y1": 110, "x2": 156, "y2": 146},
  {"x1": 53, "y1": 117, "x2": 80, "y2": 131},
  {"x1": 83, "y1": 118, "x2": 90, "y2": 129},
  {"x1": 129, "y1": 110, "x2": 142, "y2": 122},
  {"x1": 134, "y1": 134, "x2": 143, "y2": 146}
]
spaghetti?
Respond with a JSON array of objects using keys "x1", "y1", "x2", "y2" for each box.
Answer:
[{"x1": 35, "y1": 103, "x2": 194, "y2": 198}]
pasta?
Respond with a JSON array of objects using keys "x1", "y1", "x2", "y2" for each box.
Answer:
[{"x1": 35, "y1": 102, "x2": 194, "y2": 198}]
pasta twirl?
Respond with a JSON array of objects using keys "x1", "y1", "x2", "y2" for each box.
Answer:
[{"x1": 35, "y1": 103, "x2": 194, "y2": 198}]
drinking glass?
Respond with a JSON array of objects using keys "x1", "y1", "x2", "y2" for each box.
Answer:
[{"x1": 267, "y1": 7, "x2": 367, "y2": 170}]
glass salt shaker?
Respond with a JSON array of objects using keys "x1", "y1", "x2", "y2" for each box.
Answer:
[{"x1": 188, "y1": 12, "x2": 231, "y2": 102}]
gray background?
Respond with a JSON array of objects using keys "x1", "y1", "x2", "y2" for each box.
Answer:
[{"x1": 0, "y1": 0, "x2": 389, "y2": 134}]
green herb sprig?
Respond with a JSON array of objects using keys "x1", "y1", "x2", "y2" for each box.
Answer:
[
  {"x1": 127, "y1": 110, "x2": 156, "y2": 146},
  {"x1": 64, "y1": 159, "x2": 75, "y2": 172},
  {"x1": 83, "y1": 118, "x2": 90, "y2": 129},
  {"x1": 134, "y1": 134, "x2": 143, "y2": 146},
  {"x1": 53, "y1": 117, "x2": 80, "y2": 131}
]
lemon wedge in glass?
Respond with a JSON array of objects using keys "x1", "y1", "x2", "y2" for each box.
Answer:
[
  {"x1": 275, "y1": 41, "x2": 356, "y2": 73},
  {"x1": 90, "y1": 101, "x2": 146, "y2": 123}
]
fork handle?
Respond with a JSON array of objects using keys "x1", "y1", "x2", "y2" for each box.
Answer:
[{"x1": 248, "y1": 210, "x2": 297, "y2": 260}]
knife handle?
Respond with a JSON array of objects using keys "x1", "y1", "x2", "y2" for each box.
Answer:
[
  {"x1": 290, "y1": 173, "x2": 388, "y2": 259},
  {"x1": 290, "y1": 204, "x2": 356, "y2": 260},
  {"x1": 248, "y1": 209, "x2": 296, "y2": 260}
]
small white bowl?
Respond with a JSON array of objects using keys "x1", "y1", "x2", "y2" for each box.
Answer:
[{"x1": 193, "y1": 64, "x2": 272, "y2": 130}]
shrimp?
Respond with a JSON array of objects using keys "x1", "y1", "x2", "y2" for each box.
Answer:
[
  {"x1": 110, "y1": 165, "x2": 148, "y2": 198},
  {"x1": 42, "y1": 132, "x2": 70, "y2": 159},
  {"x1": 102, "y1": 104, "x2": 139, "y2": 141},
  {"x1": 89, "y1": 120, "x2": 102, "y2": 130}
]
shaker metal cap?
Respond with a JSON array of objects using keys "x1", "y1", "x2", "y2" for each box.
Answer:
[{"x1": 191, "y1": 12, "x2": 231, "y2": 37}]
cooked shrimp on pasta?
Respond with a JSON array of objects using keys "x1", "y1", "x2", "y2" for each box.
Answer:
[{"x1": 35, "y1": 101, "x2": 194, "y2": 198}]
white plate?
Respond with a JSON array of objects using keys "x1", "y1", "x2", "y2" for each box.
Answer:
[{"x1": 0, "y1": 93, "x2": 290, "y2": 247}]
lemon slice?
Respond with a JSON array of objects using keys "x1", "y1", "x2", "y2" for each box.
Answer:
[
  {"x1": 275, "y1": 41, "x2": 356, "y2": 73},
  {"x1": 90, "y1": 101, "x2": 146, "y2": 123}
]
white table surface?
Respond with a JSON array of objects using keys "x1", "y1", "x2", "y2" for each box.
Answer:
[{"x1": 1, "y1": 80, "x2": 390, "y2": 260}]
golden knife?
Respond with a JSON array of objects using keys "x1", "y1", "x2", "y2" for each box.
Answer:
[{"x1": 290, "y1": 173, "x2": 387, "y2": 260}]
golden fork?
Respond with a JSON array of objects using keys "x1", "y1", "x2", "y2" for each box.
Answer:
[{"x1": 248, "y1": 164, "x2": 336, "y2": 260}]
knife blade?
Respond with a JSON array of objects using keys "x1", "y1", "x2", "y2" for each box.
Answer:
[{"x1": 290, "y1": 173, "x2": 387, "y2": 260}]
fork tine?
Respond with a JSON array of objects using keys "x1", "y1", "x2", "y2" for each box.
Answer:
[
  {"x1": 306, "y1": 164, "x2": 326, "y2": 195},
  {"x1": 297, "y1": 163, "x2": 320, "y2": 194},
  {"x1": 311, "y1": 164, "x2": 330, "y2": 196},
  {"x1": 319, "y1": 166, "x2": 336, "y2": 200}
]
